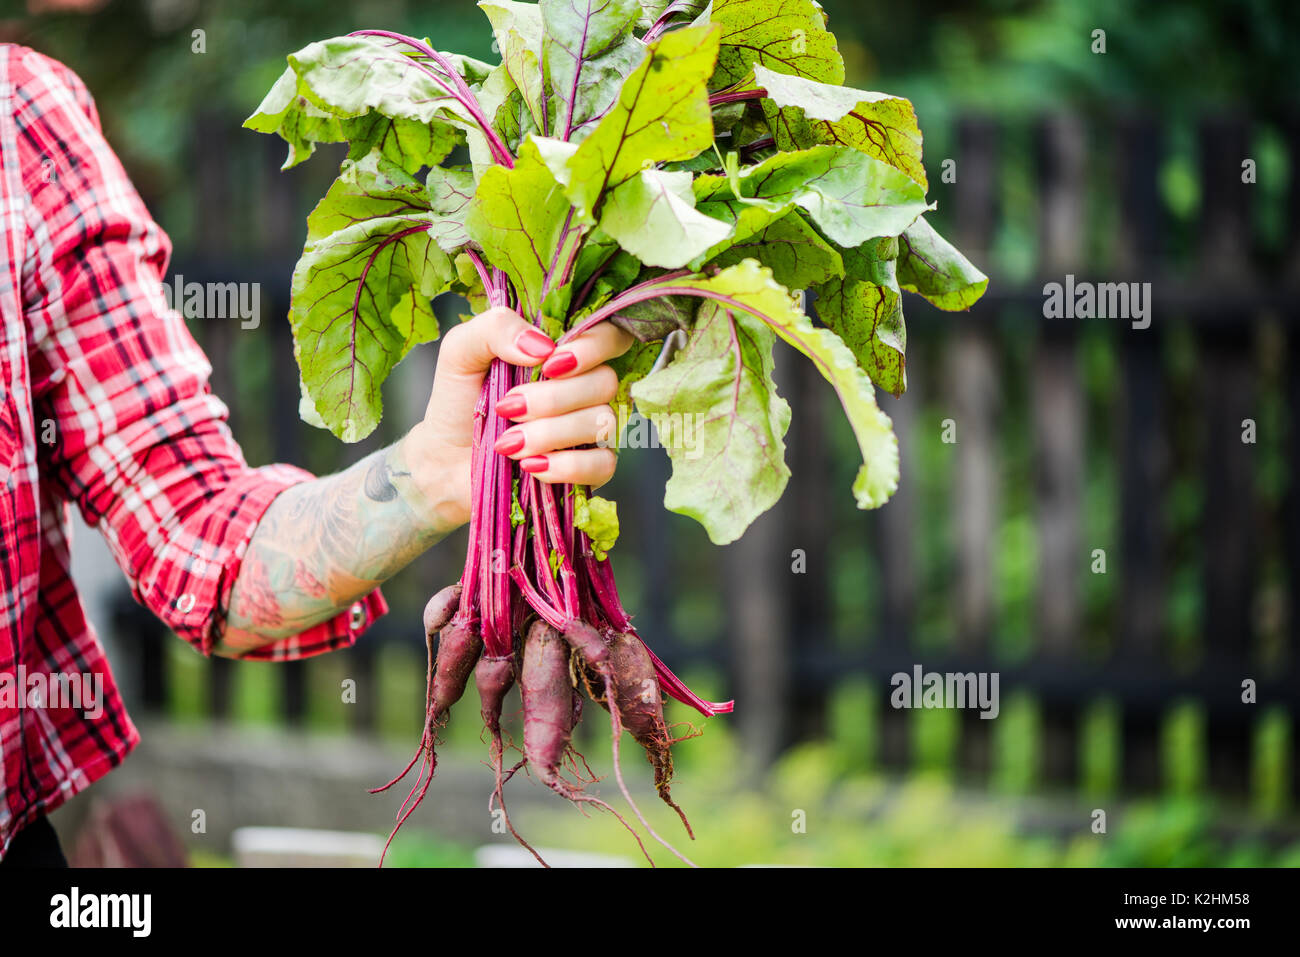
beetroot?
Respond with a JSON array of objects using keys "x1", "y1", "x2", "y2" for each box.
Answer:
[
  {"x1": 254, "y1": 0, "x2": 980, "y2": 868},
  {"x1": 520, "y1": 621, "x2": 574, "y2": 791},
  {"x1": 368, "y1": 358, "x2": 720, "y2": 867},
  {"x1": 422, "y1": 583, "x2": 462, "y2": 637},
  {"x1": 606, "y1": 631, "x2": 693, "y2": 838}
]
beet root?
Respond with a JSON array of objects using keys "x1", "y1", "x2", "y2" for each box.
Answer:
[
  {"x1": 607, "y1": 631, "x2": 692, "y2": 838},
  {"x1": 371, "y1": 590, "x2": 478, "y2": 797},
  {"x1": 564, "y1": 619, "x2": 611, "y2": 665},
  {"x1": 473, "y1": 650, "x2": 544, "y2": 864},
  {"x1": 521, "y1": 620, "x2": 575, "y2": 792},
  {"x1": 523, "y1": 619, "x2": 653, "y2": 865},
  {"x1": 422, "y1": 583, "x2": 463, "y2": 637},
  {"x1": 431, "y1": 619, "x2": 484, "y2": 733},
  {"x1": 372, "y1": 612, "x2": 482, "y2": 865},
  {"x1": 475, "y1": 653, "x2": 516, "y2": 737}
]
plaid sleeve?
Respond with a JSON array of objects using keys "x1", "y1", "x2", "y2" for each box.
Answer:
[{"x1": 14, "y1": 48, "x2": 386, "y2": 658}]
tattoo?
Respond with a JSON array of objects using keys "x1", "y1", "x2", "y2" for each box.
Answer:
[
  {"x1": 218, "y1": 439, "x2": 451, "y2": 653},
  {"x1": 361, "y1": 455, "x2": 400, "y2": 501}
]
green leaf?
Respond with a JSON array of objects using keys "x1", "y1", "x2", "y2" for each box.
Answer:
[
  {"x1": 291, "y1": 154, "x2": 453, "y2": 441},
  {"x1": 469, "y1": 63, "x2": 541, "y2": 171},
  {"x1": 348, "y1": 115, "x2": 462, "y2": 175},
  {"x1": 613, "y1": 292, "x2": 697, "y2": 341},
  {"x1": 664, "y1": 150, "x2": 728, "y2": 174},
  {"x1": 710, "y1": 0, "x2": 844, "y2": 87},
  {"x1": 570, "y1": 227, "x2": 642, "y2": 306},
  {"x1": 290, "y1": 158, "x2": 450, "y2": 440},
  {"x1": 707, "y1": 207, "x2": 844, "y2": 289},
  {"x1": 632, "y1": 298, "x2": 791, "y2": 544},
  {"x1": 480, "y1": 0, "x2": 548, "y2": 130},
  {"x1": 304, "y1": 151, "x2": 431, "y2": 243},
  {"x1": 695, "y1": 144, "x2": 930, "y2": 248},
  {"x1": 423, "y1": 166, "x2": 477, "y2": 252},
  {"x1": 813, "y1": 237, "x2": 906, "y2": 396},
  {"x1": 529, "y1": 133, "x2": 580, "y2": 186},
  {"x1": 754, "y1": 64, "x2": 927, "y2": 190},
  {"x1": 465, "y1": 136, "x2": 572, "y2": 318},
  {"x1": 600, "y1": 168, "x2": 734, "y2": 268},
  {"x1": 540, "y1": 0, "x2": 645, "y2": 141},
  {"x1": 692, "y1": 187, "x2": 791, "y2": 260},
  {"x1": 298, "y1": 376, "x2": 329, "y2": 430},
  {"x1": 563, "y1": 24, "x2": 721, "y2": 223},
  {"x1": 574, "y1": 487, "x2": 621, "y2": 559},
  {"x1": 244, "y1": 66, "x2": 459, "y2": 173},
  {"x1": 897, "y1": 217, "x2": 989, "y2": 310},
  {"x1": 438, "y1": 50, "x2": 498, "y2": 87},
  {"x1": 609, "y1": 337, "x2": 662, "y2": 409},
  {"x1": 511, "y1": 478, "x2": 526, "y2": 527},
  {"x1": 728, "y1": 101, "x2": 776, "y2": 151},
  {"x1": 286, "y1": 36, "x2": 478, "y2": 130},
  {"x1": 652, "y1": 259, "x2": 898, "y2": 509},
  {"x1": 244, "y1": 68, "x2": 343, "y2": 169},
  {"x1": 494, "y1": 82, "x2": 542, "y2": 155}
]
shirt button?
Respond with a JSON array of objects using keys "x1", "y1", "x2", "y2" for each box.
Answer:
[
  {"x1": 349, "y1": 602, "x2": 366, "y2": 630},
  {"x1": 176, "y1": 593, "x2": 196, "y2": 614}
]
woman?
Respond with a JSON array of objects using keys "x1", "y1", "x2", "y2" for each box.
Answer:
[{"x1": 0, "y1": 44, "x2": 631, "y2": 865}]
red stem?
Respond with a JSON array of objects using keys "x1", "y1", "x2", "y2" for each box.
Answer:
[
  {"x1": 349, "y1": 29, "x2": 514, "y2": 168},
  {"x1": 463, "y1": 249, "x2": 502, "y2": 308},
  {"x1": 560, "y1": 269, "x2": 693, "y2": 344},
  {"x1": 708, "y1": 88, "x2": 768, "y2": 108},
  {"x1": 642, "y1": 9, "x2": 677, "y2": 44}
]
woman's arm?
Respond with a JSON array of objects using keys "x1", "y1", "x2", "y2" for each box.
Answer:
[
  {"x1": 215, "y1": 435, "x2": 454, "y2": 653},
  {"x1": 218, "y1": 306, "x2": 631, "y2": 655}
]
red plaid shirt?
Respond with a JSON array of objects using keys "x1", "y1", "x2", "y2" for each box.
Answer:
[{"x1": 0, "y1": 45, "x2": 387, "y2": 858}]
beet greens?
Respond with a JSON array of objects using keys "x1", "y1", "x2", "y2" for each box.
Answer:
[{"x1": 247, "y1": 0, "x2": 987, "y2": 867}]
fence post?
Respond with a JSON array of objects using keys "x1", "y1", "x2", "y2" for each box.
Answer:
[
  {"x1": 632, "y1": 432, "x2": 674, "y2": 655},
  {"x1": 786, "y1": 333, "x2": 832, "y2": 742},
  {"x1": 1283, "y1": 112, "x2": 1300, "y2": 810},
  {"x1": 1033, "y1": 113, "x2": 1088, "y2": 788},
  {"x1": 871, "y1": 347, "x2": 918, "y2": 772},
  {"x1": 1110, "y1": 113, "x2": 1168, "y2": 794},
  {"x1": 948, "y1": 116, "x2": 1000, "y2": 782},
  {"x1": 1197, "y1": 115, "x2": 1256, "y2": 799},
  {"x1": 194, "y1": 113, "x2": 235, "y2": 721},
  {"x1": 722, "y1": 493, "x2": 791, "y2": 772}
]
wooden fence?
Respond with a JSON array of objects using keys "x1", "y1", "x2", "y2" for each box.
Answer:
[{"x1": 116, "y1": 108, "x2": 1300, "y2": 808}]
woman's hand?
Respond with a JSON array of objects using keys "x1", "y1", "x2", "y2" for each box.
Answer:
[{"x1": 402, "y1": 307, "x2": 633, "y2": 530}]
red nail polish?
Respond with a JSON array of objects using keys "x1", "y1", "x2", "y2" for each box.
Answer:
[
  {"x1": 520, "y1": 456, "x2": 549, "y2": 474},
  {"x1": 542, "y1": 351, "x2": 578, "y2": 377},
  {"x1": 516, "y1": 329, "x2": 556, "y2": 359},
  {"x1": 495, "y1": 393, "x2": 527, "y2": 418},
  {"x1": 494, "y1": 430, "x2": 525, "y2": 455}
]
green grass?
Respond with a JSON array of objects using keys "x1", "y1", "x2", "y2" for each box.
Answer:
[
  {"x1": 382, "y1": 835, "x2": 478, "y2": 868},
  {"x1": 510, "y1": 735, "x2": 1300, "y2": 868}
]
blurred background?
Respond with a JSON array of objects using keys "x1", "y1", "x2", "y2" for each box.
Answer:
[{"x1": 6, "y1": 0, "x2": 1300, "y2": 866}]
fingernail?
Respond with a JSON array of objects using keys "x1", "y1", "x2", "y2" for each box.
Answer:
[
  {"x1": 494, "y1": 430, "x2": 525, "y2": 456},
  {"x1": 516, "y1": 329, "x2": 555, "y2": 359},
  {"x1": 495, "y1": 393, "x2": 527, "y2": 418},
  {"x1": 542, "y1": 351, "x2": 577, "y2": 377},
  {"x1": 520, "y1": 455, "x2": 549, "y2": 474}
]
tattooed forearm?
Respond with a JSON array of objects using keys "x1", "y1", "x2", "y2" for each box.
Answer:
[{"x1": 217, "y1": 433, "x2": 461, "y2": 655}]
